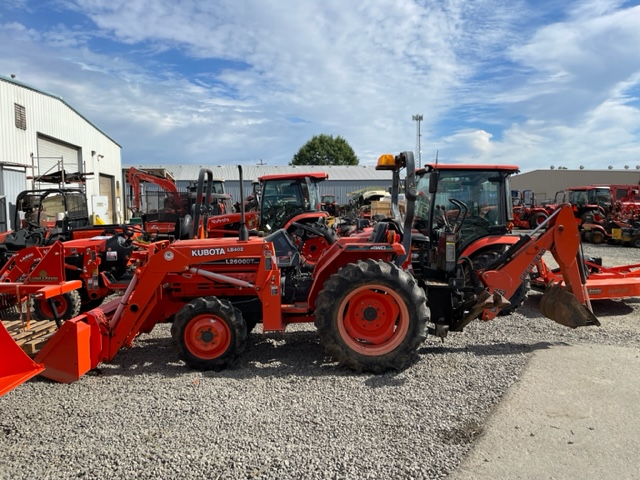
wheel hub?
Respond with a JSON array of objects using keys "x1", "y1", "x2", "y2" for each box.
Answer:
[
  {"x1": 200, "y1": 329, "x2": 215, "y2": 343},
  {"x1": 363, "y1": 306, "x2": 378, "y2": 321}
]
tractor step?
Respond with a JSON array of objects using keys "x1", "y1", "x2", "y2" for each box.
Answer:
[{"x1": 2, "y1": 319, "x2": 58, "y2": 356}]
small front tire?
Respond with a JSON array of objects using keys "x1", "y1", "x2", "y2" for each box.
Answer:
[{"x1": 171, "y1": 296, "x2": 247, "y2": 370}]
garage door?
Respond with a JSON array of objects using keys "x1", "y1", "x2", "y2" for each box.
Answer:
[
  {"x1": 0, "y1": 167, "x2": 27, "y2": 230},
  {"x1": 99, "y1": 174, "x2": 114, "y2": 223},
  {"x1": 36, "y1": 136, "x2": 80, "y2": 184}
]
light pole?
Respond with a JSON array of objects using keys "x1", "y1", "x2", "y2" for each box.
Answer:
[{"x1": 412, "y1": 114, "x2": 423, "y2": 168}]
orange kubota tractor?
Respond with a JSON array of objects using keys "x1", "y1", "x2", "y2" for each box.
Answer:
[
  {"x1": 0, "y1": 154, "x2": 600, "y2": 396},
  {"x1": 371, "y1": 152, "x2": 600, "y2": 337}
]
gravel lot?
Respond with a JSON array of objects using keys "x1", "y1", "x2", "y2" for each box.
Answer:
[{"x1": 1, "y1": 242, "x2": 639, "y2": 480}]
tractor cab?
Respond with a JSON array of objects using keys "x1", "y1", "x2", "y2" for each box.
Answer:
[
  {"x1": 414, "y1": 164, "x2": 518, "y2": 251},
  {"x1": 257, "y1": 172, "x2": 328, "y2": 232}
]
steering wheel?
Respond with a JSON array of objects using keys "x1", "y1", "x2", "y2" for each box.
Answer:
[
  {"x1": 24, "y1": 219, "x2": 41, "y2": 229},
  {"x1": 290, "y1": 221, "x2": 337, "y2": 245}
]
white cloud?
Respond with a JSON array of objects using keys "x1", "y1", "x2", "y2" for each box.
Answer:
[{"x1": 0, "y1": 0, "x2": 639, "y2": 171}]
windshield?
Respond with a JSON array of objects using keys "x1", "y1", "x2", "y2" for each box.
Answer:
[
  {"x1": 260, "y1": 178, "x2": 319, "y2": 231},
  {"x1": 416, "y1": 169, "x2": 507, "y2": 245},
  {"x1": 588, "y1": 187, "x2": 611, "y2": 208}
]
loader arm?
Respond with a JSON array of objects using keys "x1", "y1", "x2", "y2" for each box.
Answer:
[{"x1": 478, "y1": 203, "x2": 600, "y2": 328}]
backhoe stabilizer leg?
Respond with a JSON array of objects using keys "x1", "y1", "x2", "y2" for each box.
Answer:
[{"x1": 539, "y1": 281, "x2": 601, "y2": 328}]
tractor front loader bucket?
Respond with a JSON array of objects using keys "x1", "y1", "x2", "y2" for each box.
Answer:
[
  {"x1": 539, "y1": 281, "x2": 601, "y2": 328},
  {"x1": 0, "y1": 321, "x2": 44, "y2": 396},
  {"x1": 34, "y1": 315, "x2": 101, "y2": 384}
]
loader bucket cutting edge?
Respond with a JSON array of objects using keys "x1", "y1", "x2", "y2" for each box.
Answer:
[
  {"x1": 0, "y1": 321, "x2": 44, "y2": 396},
  {"x1": 33, "y1": 317, "x2": 94, "y2": 384},
  {"x1": 539, "y1": 282, "x2": 601, "y2": 328}
]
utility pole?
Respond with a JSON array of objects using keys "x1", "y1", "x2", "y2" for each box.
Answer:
[{"x1": 412, "y1": 114, "x2": 423, "y2": 168}]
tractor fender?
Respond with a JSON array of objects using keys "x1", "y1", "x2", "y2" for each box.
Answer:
[{"x1": 459, "y1": 235, "x2": 520, "y2": 261}]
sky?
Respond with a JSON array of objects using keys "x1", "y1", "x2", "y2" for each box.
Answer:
[{"x1": 2, "y1": 0, "x2": 640, "y2": 172}]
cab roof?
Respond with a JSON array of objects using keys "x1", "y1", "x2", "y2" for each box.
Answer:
[
  {"x1": 258, "y1": 172, "x2": 329, "y2": 182},
  {"x1": 420, "y1": 163, "x2": 520, "y2": 174}
]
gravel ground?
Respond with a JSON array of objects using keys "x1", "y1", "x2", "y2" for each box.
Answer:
[{"x1": 1, "y1": 242, "x2": 639, "y2": 480}]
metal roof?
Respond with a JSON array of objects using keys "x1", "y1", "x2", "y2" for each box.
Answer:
[
  {"x1": 0, "y1": 74, "x2": 121, "y2": 147},
  {"x1": 123, "y1": 164, "x2": 396, "y2": 182}
]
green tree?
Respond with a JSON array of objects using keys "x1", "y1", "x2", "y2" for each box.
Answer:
[{"x1": 291, "y1": 134, "x2": 359, "y2": 166}]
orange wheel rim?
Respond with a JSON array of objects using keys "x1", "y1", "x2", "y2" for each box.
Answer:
[
  {"x1": 38, "y1": 295, "x2": 67, "y2": 318},
  {"x1": 184, "y1": 314, "x2": 231, "y2": 359},
  {"x1": 337, "y1": 284, "x2": 409, "y2": 356},
  {"x1": 300, "y1": 236, "x2": 328, "y2": 263}
]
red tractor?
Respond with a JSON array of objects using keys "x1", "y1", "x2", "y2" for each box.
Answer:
[
  {"x1": 0, "y1": 155, "x2": 601, "y2": 396},
  {"x1": 550, "y1": 185, "x2": 611, "y2": 225},
  {"x1": 320, "y1": 193, "x2": 340, "y2": 217},
  {"x1": 0, "y1": 224, "x2": 146, "y2": 320},
  {"x1": 511, "y1": 189, "x2": 549, "y2": 229},
  {"x1": 256, "y1": 171, "x2": 337, "y2": 264}
]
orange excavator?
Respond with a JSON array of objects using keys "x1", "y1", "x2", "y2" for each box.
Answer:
[{"x1": 1, "y1": 155, "x2": 602, "y2": 396}]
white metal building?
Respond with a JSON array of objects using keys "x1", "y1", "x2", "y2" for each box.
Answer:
[{"x1": 0, "y1": 74, "x2": 123, "y2": 230}]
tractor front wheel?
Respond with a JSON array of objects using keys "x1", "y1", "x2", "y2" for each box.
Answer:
[
  {"x1": 171, "y1": 296, "x2": 247, "y2": 370},
  {"x1": 315, "y1": 260, "x2": 428, "y2": 373},
  {"x1": 33, "y1": 290, "x2": 82, "y2": 321}
]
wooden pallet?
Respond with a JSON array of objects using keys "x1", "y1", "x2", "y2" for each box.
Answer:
[{"x1": 2, "y1": 319, "x2": 58, "y2": 356}]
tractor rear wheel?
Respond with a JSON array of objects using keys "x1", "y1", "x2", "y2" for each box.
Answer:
[
  {"x1": 33, "y1": 290, "x2": 82, "y2": 321},
  {"x1": 529, "y1": 212, "x2": 548, "y2": 228},
  {"x1": 315, "y1": 259, "x2": 428, "y2": 373},
  {"x1": 171, "y1": 296, "x2": 247, "y2": 370},
  {"x1": 632, "y1": 237, "x2": 640, "y2": 249},
  {"x1": 469, "y1": 248, "x2": 530, "y2": 316}
]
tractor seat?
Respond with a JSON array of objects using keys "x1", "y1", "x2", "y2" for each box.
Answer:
[{"x1": 369, "y1": 220, "x2": 403, "y2": 244}]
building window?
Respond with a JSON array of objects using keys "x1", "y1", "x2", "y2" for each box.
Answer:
[{"x1": 15, "y1": 103, "x2": 26, "y2": 130}]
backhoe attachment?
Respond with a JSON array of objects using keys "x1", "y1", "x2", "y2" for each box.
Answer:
[{"x1": 481, "y1": 203, "x2": 600, "y2": 328}]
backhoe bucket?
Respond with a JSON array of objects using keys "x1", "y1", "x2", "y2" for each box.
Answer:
[
  {"x1": 0, "y1": 322, "x2": 44, "y2": 396},
  {"x1": 539, "y1": 282, "x2": 601, "y2": 328}
]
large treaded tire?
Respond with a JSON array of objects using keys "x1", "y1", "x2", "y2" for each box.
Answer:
[
  {"x1": 32, "y1": 290, "x2": 82, "y2": 321},
  {"x1": 470, "y1": 248, "x2": 530, "y2": 316},
  {"x1": 315, "y1": 259, "x2": 429, "y2": 373},
  {"x1": 171, "y1": 296, "x2": 247, "y2": 371}
]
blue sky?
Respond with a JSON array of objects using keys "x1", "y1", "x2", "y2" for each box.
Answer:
[{"x1": 2, "y1": 0, "x2": 640, "y2": 172}]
